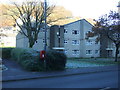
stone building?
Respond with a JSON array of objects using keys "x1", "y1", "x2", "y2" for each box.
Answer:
[
  {"x1": 63, "y1": 19, "x2": 100, "y2": 58},
  {"x1": 16, "y1": 25, "x2": 50, "y2": 51},
  {"x1": 16, "y1": 19, "x2": 100, "y2": 58}
]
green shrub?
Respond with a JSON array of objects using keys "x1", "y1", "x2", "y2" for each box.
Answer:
[
  {"x1": 11, "y1": 48, "x2": 44, "y2": 71},
  {"x1": 17, "y1": 48, "x2": 37, "y2": 63},
  {"x1": 0, "y1": 48, "x2": 14, "y2": 59},
  {"x1": 21, "y1": 59, "x2": 44, "y2": 71},
  {"x1": 11, "y1": 48, "x2": 67, "y2": 71},
  {"x1": 46, "y1": 50, "x2": 67, "y2": 71},
  {"x1": 11, "y1": 48, "x2": 25, "y2": 61}
]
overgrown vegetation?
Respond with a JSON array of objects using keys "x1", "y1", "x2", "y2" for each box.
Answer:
[{"x1": 0, "y1": 48, "x2": 14, "y2": 59}]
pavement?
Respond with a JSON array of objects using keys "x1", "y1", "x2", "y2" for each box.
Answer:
[{"x1": 1, "y1": 59, "x2": 120, "y2": 82}]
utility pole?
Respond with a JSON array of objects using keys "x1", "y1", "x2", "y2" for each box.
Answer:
[
  {"x1": 44, "y1": 0, "x2": 47, "y2": 51},
  {"x1": 44, "y1": 0, "x2": 47, "y2": 71}
]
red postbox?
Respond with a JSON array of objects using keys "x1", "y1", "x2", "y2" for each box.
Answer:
[{"x1": 40, "y1": 50, "x2": 46, "y2": 60}]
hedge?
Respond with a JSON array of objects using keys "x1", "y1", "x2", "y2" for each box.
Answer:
[
  {"x1": 11, "y1": 48, "x2": 44, "y2": 71},
  {"x1": 46, "y1": 50, "x2": 67, "y2": 71},
  {"x1": 11, "y1": 48, "x2": 38, "y2": 62},
  {"x1": 0, "y1": 48, "x2": 14, "y2": 59},
  {"x1": 11, "y1": 48, "x2": 25, "y2": 61},
  {"x1": 10, "y1": 48, "x2": 67, "y2": 71}
]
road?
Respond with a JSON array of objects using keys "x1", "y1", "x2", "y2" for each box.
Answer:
[{"x1": 2, "y1": 70, "x2": 119, "y2": 88}]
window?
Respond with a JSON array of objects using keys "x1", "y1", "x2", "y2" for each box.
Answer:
[
  {"x1": 64, "y1": 29, "x2": 67, "y2": 34},
  {"x1": 86, "y1": 40, "x2": 93, "y2": 45},
  {"x1": 43, "y1": 39, "x2": 45, "y2": 44},
  {"x1": 72, "y1": 50, "x2": 79, "y2": 55},
  {"x1": 72, "y1": 40, "x2": 79, "y2": 45},
  {"x1": 86, "y1": 31, "x2": 91, "y2": 34},
  {"x1": 86, "y1": 50, "x2": 92, "y2": 55},
  {"x1": 64, "y1": 50, "x2": 68, "y2": 54},
  {"x1": 72, "y1": 30, "x2": 79, "y2": 35},
  {"x1": 64, "y1": 40, "x2": 68, "y2": 44},
  {"x1": 95, "y1": 50, "x2": 99, "y2": 54},
  {"x1": 95, "y1": 41, "x2": 99, "y2": 44}
]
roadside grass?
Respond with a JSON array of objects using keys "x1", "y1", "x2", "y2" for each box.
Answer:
[{"x1": 66, "y1": 58, "x2": 120, "y2": 69}]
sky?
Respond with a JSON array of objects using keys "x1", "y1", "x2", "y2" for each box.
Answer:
[{"x1": 0, "y1": 0, "x2": 120, "y2": 19}]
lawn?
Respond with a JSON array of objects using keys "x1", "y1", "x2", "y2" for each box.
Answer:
[{"x1": 66, "y1": 58, "x2": 120, "y2": 69}]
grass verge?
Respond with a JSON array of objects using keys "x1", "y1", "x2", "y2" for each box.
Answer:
[{"x1": 66, "y1": 58, "x2": 120, "y2": 69}]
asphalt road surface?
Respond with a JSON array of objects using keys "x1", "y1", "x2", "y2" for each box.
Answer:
[{"x1": 2, "y1": 70, "x2": 119, "y2": 88}]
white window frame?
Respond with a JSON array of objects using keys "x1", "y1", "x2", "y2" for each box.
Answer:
[
  {"x1": 72, "y1": 40, "x2": 79, "y2": 45},
  {"x1": 64, "y1": 40, "x2": 68, "y2": 44},
  {"x1": 64, "y1": 50, "x2": 68, "y2": 54},
  {"x1": 72, "y1": 50, "x2": 79, "y2": 55},
  {"x1": 43, "y1": 39, "x2": 45, "y2": 44},
  {"x1": 95, "y1": 50, "x2": 99, "y2": 54},
  {"x1": 64, "y1": 29, "x2": 68, "y2": 34},
  {"x1": 72, "y1": 30, "x2": 79, "y2": 35},
  {"x1": 95, "y1": 41, "x2": 99, "y2": 44},
  {"x1": 86, "y1": 40, "x2": 93, "y2": 45},
  {"x1": 86, "y1": 50, "x2": 92, "y2": 55}
]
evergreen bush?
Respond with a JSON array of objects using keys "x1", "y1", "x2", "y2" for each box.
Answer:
[
  {"x1": 11, "y1": 48, "x2": 25, "y2": 61},
  {"x1": 46, "y1": 50, "x2": 67, "y2": 71},
  {"x1": 0, "y1": 48, "x2": 14, "y2": 59},
  {"x1": 11, "y1": 48, "x2": 44, "y2": 71},
  {"x1": 10, "y1": 48, "x2": 67, "y2": 71},
  {"x1": 21, "y1": 59, "x2": 44, "y2": 71}
]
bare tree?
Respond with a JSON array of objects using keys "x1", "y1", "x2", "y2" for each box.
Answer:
[
  {"x1": 92, "y1": 11, "x2": 120, "y2": 62},
  {"x1": 4, "y1": 1, "x2": 64, "y2": 48}
]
